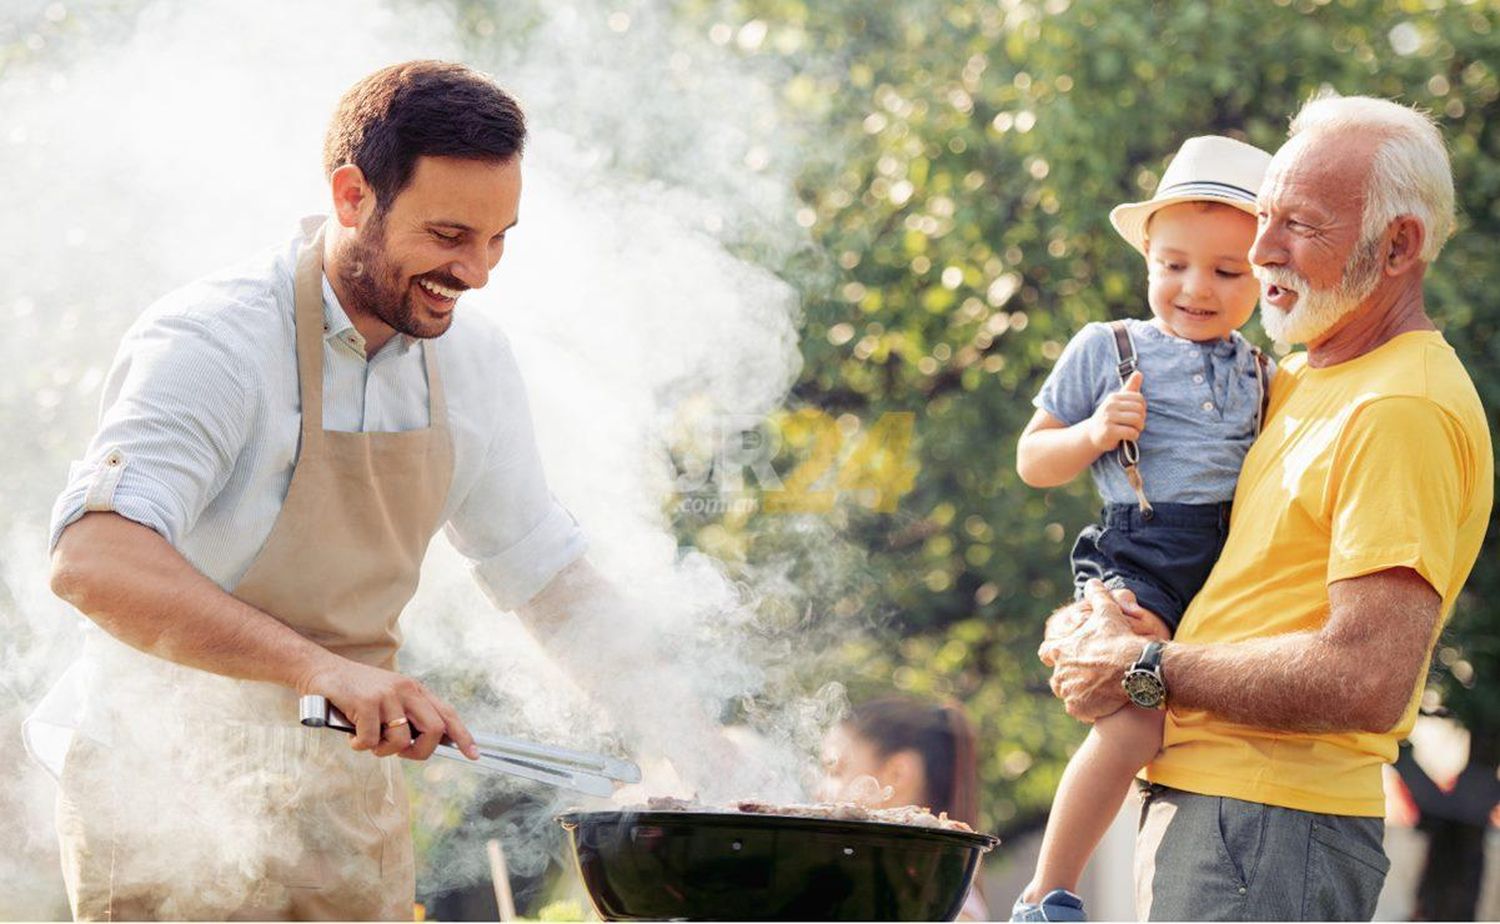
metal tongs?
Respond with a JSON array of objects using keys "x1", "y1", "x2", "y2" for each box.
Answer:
[{"x1": 299, "y1": 694, "x2": 640, "y2": 798}]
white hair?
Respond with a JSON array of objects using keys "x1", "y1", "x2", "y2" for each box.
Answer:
[{"x1": 1289, "y1": 92, "x2": 1456, "y2": 262}]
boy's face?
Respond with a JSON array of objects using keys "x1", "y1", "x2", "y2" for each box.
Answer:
[{"x1": 1143, "y1": 202, "x2": 1260, "y2": 342}]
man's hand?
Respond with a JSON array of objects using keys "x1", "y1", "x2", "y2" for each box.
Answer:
[
  {"x1": 1042, "y1": 595, "x2": 1093, "y2": 647},
  {"x1": 1087, "y1": 370, "x2": 1146, "y2": 453},
  {"x1": 1042, "y1": 585, "x2": 1169, "y2": 649},
  {"x1": 297, "y1": 654, "x2": 480, "y2": 761},
  {"x1": 1038, "y1": 581, "x2": 1149, "y2": 722}
]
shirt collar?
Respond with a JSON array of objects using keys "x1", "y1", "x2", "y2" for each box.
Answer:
[
  {"x1": 319, "y1": 273, "x2": 417, "y2": 357},
  {"x1": 1137, "y1": 318, "x2": 1244, "y2": 359},
  {"x1": 1210, "y1": 330, "x2": 1245, "y2": 360}
]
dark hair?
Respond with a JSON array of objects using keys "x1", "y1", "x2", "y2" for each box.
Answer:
[
  {"x1": 322, "y1": 60, "x2": 526, "y2": 212},
  {"x1": 845, "y1": 696, "x2": 980, "y2": 828}
]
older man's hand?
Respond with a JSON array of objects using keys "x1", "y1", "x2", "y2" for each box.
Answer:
[
  {"x1": 1041, "y1": 595, "x2": 1093, "y2": 651},
  {"x1": 1037, "y1": 581, "x2": 1151, "y2": 722}
]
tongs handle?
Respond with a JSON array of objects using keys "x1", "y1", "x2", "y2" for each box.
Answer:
[
  {"x1": 299, "y1": 693, "x2": 354, "y2": 731},
  {"x1": 298, "y1": 695, "x2": 636, "y2": 798}
]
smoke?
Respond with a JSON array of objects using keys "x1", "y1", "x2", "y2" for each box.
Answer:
[{"x1": 1, "y1": 0, "x2": 865, "y2": 915}]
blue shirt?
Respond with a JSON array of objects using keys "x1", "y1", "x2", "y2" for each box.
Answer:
[{"x1": 1033, "y1": 318, "x2": 1274, "y2": 505}]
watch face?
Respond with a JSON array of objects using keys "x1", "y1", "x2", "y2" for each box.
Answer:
[{"x1": 1123, "y1": 670, "x2": 1166, "y2": 708}]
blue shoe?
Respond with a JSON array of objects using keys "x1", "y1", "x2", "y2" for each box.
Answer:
[{"x1": 1010, "y1": 888, "x2": 1087, "y2": 922}]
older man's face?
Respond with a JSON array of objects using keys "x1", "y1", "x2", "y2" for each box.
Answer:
[{"x1": 1250, "y1": 132, "x2": 1386, "y2": 345}]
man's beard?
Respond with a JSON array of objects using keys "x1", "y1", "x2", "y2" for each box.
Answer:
[
  {"x1": 334, "y1": 213, "x2": 461, "y2": 341},
  {"x1": 1256, "y1": 234, "x2": 1383, "y2": 345}
]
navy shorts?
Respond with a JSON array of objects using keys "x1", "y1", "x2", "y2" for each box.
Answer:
[{"x1": 1069, "y1": 502, "x2": 1231, "y2": 635}]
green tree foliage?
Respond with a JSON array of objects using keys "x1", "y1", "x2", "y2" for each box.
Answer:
[{"x1": 683, "y1": 0, "x2": 1500, "y2": 837}]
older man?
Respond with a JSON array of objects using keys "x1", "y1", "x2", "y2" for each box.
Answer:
[{"x1": 1042, "y1": 94, "x2": 1493, "y2": 921}]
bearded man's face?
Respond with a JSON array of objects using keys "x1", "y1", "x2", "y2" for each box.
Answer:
[
  {"x1": 335, "y1": 155, "x2": 522, "y2": 340},
  {"x1": 1250, "y1": 132, "x2": 1388, "y2": 346}
]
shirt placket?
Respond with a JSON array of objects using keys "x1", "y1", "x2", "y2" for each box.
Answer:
[
  {"x1": 323, "y1": 332, "x2": 369, "y2": 432},
  {"x1": 1194, "y1": 348, "x2": 1222, "y2": 421},
  {"x1": 366, "y1": 349, "x2": 397, "y2": 431}
]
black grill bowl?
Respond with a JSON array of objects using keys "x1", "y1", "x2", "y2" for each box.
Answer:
[{"x1": 558, "y1": 810, "x2": 999, "y2": 921}]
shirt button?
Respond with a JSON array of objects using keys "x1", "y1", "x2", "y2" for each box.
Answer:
[
  {"x1": 1193, "y1": 374, "x2": 1205, "y2": 384},
  {"x1": 1202, "y1": 401, "x2": 1215, "y2": 411}
]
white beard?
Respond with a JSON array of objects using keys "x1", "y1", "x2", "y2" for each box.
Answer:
[{"x1": 1256, "y1": 236, "x2": 1384, "y2": 345}]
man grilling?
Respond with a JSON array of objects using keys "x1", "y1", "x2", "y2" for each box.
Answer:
[{"x1": 34, "y1": 60, "x2": 635, "y2": 919}]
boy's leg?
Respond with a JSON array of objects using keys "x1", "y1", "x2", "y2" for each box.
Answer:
[{"x1": 1022, "y1": 706, "x2": 1165, "y2": 903}]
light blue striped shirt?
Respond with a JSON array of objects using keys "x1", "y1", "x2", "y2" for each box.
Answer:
[{"x1": 50, "y1": 221, "x2": 588, "y2": 608}]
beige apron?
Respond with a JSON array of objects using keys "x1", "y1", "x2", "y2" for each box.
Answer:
[{"x1": 57, "y1": 219, "x2": 455, "y2": 921}]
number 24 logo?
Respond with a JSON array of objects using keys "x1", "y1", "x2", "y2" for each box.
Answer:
[{"x1": 762, "y1": 410, "x2": 919, "y2": 514}]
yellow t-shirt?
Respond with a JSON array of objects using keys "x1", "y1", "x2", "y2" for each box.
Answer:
[{"x1": 1145, "y1": 330, "x2": 1494, "y2": 816}]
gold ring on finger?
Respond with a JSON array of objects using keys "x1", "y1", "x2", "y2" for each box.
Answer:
[{"x1": 384, "y1": 717, "x2": 409, "y2": 729}]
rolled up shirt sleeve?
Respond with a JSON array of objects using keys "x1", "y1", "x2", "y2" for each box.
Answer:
[
  {"x1": 444, "y1": 340, "x2": 587, "y2": 611},
  {"x1": 50, "y1": 312, "x2": 252, "y2": 551}
]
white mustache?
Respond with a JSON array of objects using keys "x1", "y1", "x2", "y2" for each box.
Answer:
[{"x1": 1253, "y1": 266, "x2": 1308, "y2": 291}]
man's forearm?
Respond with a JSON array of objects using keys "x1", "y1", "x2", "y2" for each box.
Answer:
[
  {"x1": 1163, "y1": 632, "x2": 1391, "y2": 733},
  {"x1": 516, "y1": 559, "x2": 697, "y2": 722},
  {"x1": 1048, "y1": 572, "x2": 1436, "y2": 732},
  {"x1": 1162, "y1": 570, "x2": 1441, "y2": 734},
  {"x1": 516, "y1": 559, "x2": 732, "y2": 774},
  {"x1": 51, "y1": 512, "x2": 334, "y2": 690}
]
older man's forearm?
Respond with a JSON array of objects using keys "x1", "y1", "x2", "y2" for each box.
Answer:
[
  {"x1": 1162, "y1": 569, "x2": 1440, "y2": 733},
  {"x1": 1161, "y1": 634, "x2": 1401, "y2": 733}
]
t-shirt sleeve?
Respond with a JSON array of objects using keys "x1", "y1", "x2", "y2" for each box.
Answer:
[
  {"x1": 1325, "y1": 395, "x2": 1472, "y2": 595},
  {"x1": 443, "y1": 337, "x2": 588, "y2": 611},
  {"x1": 49, "y1": 313, "x2": 252, "y2": 551},
  {"x1": 1033, "y1": 322, "x2": 1114, "y2": 426}
]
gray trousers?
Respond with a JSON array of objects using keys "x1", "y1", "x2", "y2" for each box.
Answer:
[{"x1": 1135, "y1": 783, "x2": 1390, "y2": 921}]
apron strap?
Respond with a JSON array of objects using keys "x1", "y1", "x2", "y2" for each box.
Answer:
[
  {"x1": 293, "y1": 222, "x2": 328, "y2": 443},
  {"x1": 1107, "y1": 320, "x2": 1153, "y2": 519}
]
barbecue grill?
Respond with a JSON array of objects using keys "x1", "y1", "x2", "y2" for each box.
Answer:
[{"x1": 559, "y1": 809, "x2": 998, "y2": 921}]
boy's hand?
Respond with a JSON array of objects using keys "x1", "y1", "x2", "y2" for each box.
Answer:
[
  {"x1": 1087, "y1": 370, "x2": 1146, "y2": 453},
  {"x1": 1113, "y1": 587, "x2": 1172, "y2": 641}
]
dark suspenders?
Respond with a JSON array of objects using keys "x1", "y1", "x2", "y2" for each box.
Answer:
[
  {"x1": 1251, "y1": 348, "x2": 1270, "y2": 436},
  {"x1": 1107, "y1": 321, "x2": 1153, "y2": 517},
  {"x1": 1105, "y1": 320, "x2": 1270, "y2": 520}
]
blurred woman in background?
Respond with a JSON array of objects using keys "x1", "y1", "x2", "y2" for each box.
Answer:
[{"x1": 821, "y1": 696, "x2": 988, "y2": 921}]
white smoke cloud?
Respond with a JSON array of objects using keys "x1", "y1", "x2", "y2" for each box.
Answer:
[{"x1": 1, "y1": 0, "x2": 859, "y2": 914}]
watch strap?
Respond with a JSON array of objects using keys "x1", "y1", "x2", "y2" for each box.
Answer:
[{"x1": 1136, "y1": 640, "x2": 1165, "y2": 672}]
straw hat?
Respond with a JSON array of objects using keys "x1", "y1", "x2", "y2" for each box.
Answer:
[{"x1": 1109, "y1": 135, "x2": 1273, "y2": 256}]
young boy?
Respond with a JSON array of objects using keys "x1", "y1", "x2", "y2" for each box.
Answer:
[{"x1": 1010, "y1": 136, "x2": 1274, "y2": 922}]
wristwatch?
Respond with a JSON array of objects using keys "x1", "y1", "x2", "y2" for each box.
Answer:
[{"x1": 1122, "y1": 641, "x2": 1168, "y2": 709}]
